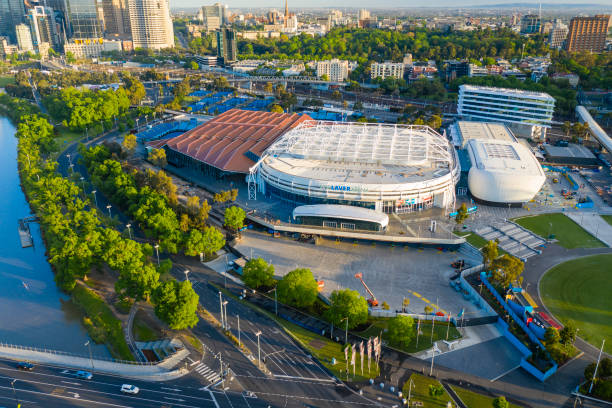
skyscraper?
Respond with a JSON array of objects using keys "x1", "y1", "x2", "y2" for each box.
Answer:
[
  {"x1": 15, "y1": 23, "x2": 33, "y2": 52},
  {"x1": 200, "y1": 3, "x2": 225, "y2": 32},
  {"x1": 65, "y1": 0, "x2": 102, "y2": 39},
  {"x1": 101, "y1": 0, "x2": 131, "y2": 37},
  {"x1": 27, "y1": 6, "x2": 61, "y2": 48},
  {"x1": 0, "y1": 0, "x2": 26, "y2": 42},
  {"x1": 216, "y1": 27, "x2": 236, "y2": 64},
  {"x1": 128, "y1": 0, "x2": 174, "y2": 49},
  {"x1": 565, "y1": 15, "x2": 610, "y2": 53},
  {"x1": 520, "y1": 14, "x2": 541, "y2": 34}
]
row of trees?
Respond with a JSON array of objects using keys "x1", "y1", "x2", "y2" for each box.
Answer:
[
  {"x1": 237, "y1": 28, "x2": 548, "y2": 66},
  {"x1": 80, "y1": 144, "x2": 226, "y2": 257},
  {"x1": 12, "y1": 110, "x2": 199, "y2": 331}
]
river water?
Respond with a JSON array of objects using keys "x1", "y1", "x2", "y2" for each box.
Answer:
[{"x1": 0, "y1": 117, "x2": 109, "y2": 358}]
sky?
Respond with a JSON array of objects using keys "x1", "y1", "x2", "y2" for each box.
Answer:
[{"x1": 171, "y1": 0, "x2": 610, "y2": 9}]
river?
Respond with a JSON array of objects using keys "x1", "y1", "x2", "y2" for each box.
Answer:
[{"x1": 0, "y1": 117, "x2": 109, "y2": 358}]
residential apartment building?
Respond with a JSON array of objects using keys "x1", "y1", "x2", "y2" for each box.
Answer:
[
  {"x1": 458, "y1": 85, "x2": 555, "y2": 139},
  {"x1": 101, "y1": 0, "x2": 131, "y2": 37},
  {"x1": 27, "y1": 6, "x2": 62, "y2": 49},
  {"x1": 128, "y1": 0, "x2": 174, "y2": 49},
  {"x1": 370, "y1": 61, "x2": 405, "y2": 80},
  {"x1": 520, "y1": 14, "x2": 541, "y2": 34},
  {"x1": 216, "y1": 27, "x2": 237, "y2": 64},
  {"x1": 15, "y1": 24, "x2": 34, "y2": 52},
  {"x1": 316, "y1": 59, "x2": 349, "y2": 82},
  {"x1": 564, "y1": 15, "x2": 610, "y2": 52},
  {"x1": 548, "y1": 19, "x2": 568, "y2": 49}
]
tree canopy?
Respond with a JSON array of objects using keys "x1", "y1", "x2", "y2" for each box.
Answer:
[
  {"x1": 325, "y1": 289, "x2": 368, "y2": 329},
  {"x1": 242, "y1": 257, "x2": 275, "y2": 289},
  {"x1": 153, "y1": 280, "x2": 199, "y2": 330},
  {"x1": 387, "y1": 315, "x2": 415, "y2": 348},
  {"x1": 277, "y1": 268, "x2": 318, "y2": 308}
]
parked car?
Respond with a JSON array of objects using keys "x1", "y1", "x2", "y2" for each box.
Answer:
[
  {"x1": 120, "y1": 384, "x2": 139, "y2": 394},
  {"x1": 75, "y1": 371, "x2": 93, "y2": 380},
  {"x1": 16, "y1": 362, "x2": 34, "y2": 371}
]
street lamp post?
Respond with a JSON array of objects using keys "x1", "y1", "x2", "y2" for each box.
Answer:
[
  {"x1": 80, "y1": 176, "x2": 86, "y2": 194},
  {"x1": 219, "y1": 292, "x2": 225, "y2": 329},
  {"x1": 69, "y1": 163, "x2": 74, "y2": 173},
  {"x1": 10, "y1": 379, "x2": 19, "y2": 408},
  {"x1": 85, "y1": 341, "x2": 94, "y2": 372},
  {"x1": 106, "y1": 204, "x2": 112, "y2": 218},
  {"x1": 274, "y1": 288, "x2": 278, "y2": 316},
  {"x1": 92, "y1": 190, "x2": 98, "y2": 208},
  {"x1": 341, "y1": 317, "x2": 349, "y2": 343},
  {"x1": 255, "y1": 331, "x2": 262, "y2": 369},
  {"x1": 237, "y1": 314, "x2": 241, "y2": 346},
  {"x1": 154, "y1": 244, "x2": 160, "y2": 266},
  {"x1": 223, "y1": 300, "x2": 229, "y2": 330},
  {"x1": 126, "y1": 223, "x2": 132, "y2": 239},
  {"x1": 184, "y1": 269, "x2": 190, "y2": 282}
]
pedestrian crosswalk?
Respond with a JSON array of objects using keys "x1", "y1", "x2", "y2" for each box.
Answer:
[{"x1": 191, "y1": 361, "x2": 221, "y2": 384}]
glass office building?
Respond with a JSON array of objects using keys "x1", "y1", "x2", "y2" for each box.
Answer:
[
  {"x1": 65, "y1": 0, "x2": 101, "y2": 38},
  {"x1": 0, "y1": 0, "x2": 26, "y2": 42}
]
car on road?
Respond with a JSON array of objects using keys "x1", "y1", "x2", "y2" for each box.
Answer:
[
  {"x1": 75, "y1": 371, "x2": 93, "y2": 380},
  {"x1": 16, "y1": 362, "x2": 34, "y2": 371},
  {"x1": 120, "y1": 384, "x2": 139, "y2": 394}
]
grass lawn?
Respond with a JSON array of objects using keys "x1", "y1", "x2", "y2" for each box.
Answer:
[
  {"x1": 403, "y1": 374, "x2": 453, "y2": 408},
  {"x1": 513, "y1": 213, "x2": 604, "y2": 249},
  {"x1": 71, "y1": 284, "x2": 134, "y2": 360},
  {"x1": 540, "y1": 254, "x2": 612, "y2": 353},
  {"x1": 133, "y1": 316, "x2": 159, "y2": 342},
  {"x1": 455, "y1": 231, "x2": 508, "y2": 255},
  {"x1": 451, "y1": 386, "x2": 524, "y2": 408},
  {"x1": 602, "y1": 215, "x2": 612, "y2": 227},
  {"x1": 55, "y1": 126, "x2": 85, "y2": 148},
  {"x1": 356, "y1": 318, "x2": 461, "y2": 354},
  {"x1": 540, "y1": 254, "x2": 612, "y2": 354},
  {"x1": 0, "y1": 75, "x2": 15, "y2": 88}
]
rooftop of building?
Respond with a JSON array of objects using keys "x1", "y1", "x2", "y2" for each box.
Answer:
[
  {"x1": 148, "y1": 109, "x2": 311, "y2": 174},
  {"x1": 459, "y1": 84, "x2": 555, "y2": 101},
  {"x1": 453, "y1": 121, "x2": 516, "y2": 148},
  {"x1": 466, "y1": 138, "x2": 544, "y2": 177}
]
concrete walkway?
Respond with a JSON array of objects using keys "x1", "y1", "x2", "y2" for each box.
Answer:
[
  {"x1": 566, "y1": 212, "x2": 612, "y2": 247},
  {"x1": 0, "y1": 344, "x2": 190, "y2": 381}
]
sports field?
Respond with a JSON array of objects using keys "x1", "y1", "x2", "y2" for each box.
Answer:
[
  {"x1": 540, "y1": 254, "x2": 612, "y2": 353},
  {"x1": 514, "y1": 213, "x2": 604, "y2": 249}
]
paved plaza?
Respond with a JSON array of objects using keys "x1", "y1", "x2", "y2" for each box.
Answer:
[{"x1": 235, "y1": 231, "x2": 486, "y2": 318}]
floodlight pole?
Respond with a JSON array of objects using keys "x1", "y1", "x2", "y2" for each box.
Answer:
[{"x1": 589, "y1": 340, "x2": 606, "y2": 394}]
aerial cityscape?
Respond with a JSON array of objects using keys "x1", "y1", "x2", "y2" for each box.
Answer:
[{"x1": 0, "y1": 0, "x2": 611, "y2": 407}]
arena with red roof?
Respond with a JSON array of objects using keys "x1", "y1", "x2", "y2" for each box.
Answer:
[{"x1": 148, "y1": 109, "x2": 311, "y2": 178}]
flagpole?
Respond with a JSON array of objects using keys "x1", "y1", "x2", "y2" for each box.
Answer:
[
  {"x1": 430, "y1": 315, "x2": 435, "y2": 345},
  {"x1": 416, "y1": 318, "x2": 420, "y2": 348},
  {"x1": 446, "y1": 313, "x2": 451, "y2": 340},
  {"x1": 589, "y1": 340, "x2": 606, "y2": 394}
]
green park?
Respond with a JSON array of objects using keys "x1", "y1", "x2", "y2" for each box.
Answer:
[
  {"x1": 513, "y1": 213, "x2": 604, "y2": 249},
  {"x1": 540, "y1": 254, "x2": 612, "y2": 354}
]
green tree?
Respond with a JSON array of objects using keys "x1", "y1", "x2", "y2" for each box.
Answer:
[
  {"x1": 382, "y1": 301, "x2": 390, "y2": 310},
  {"x1": 184, "y1": 226, "x2": 225, "y2": 257},
  {"x1": 190, "y1": 61, "x2": 199, "y2": 70},
  {"x1": 402, "y1": 297, "x2": 410, "y2": 312},
  {"x1": 153, "y1": 280, "x2": 199, "y2": 330},
  {"x1": 224, "y1": 206, "x2": 246, "y2": 232},
  {"x1": 559, "y1": 323, "x2": 577, "y2": 346},
  {"x1": 122, "y1": 134, "x2": 137, "y2": 154},
  {"x1": 492, "y1": 396, "x2": 510, "y2": 408},
  {"x1": 424, "y1": 305, "x2": 433, "y2": 315},
  {"x1": 269, "y1": 104, "x2": 284, "y2": 113},
  {"x1": 277, "y1": 268, "x2": 318, "y2": 308},
  {"x1": 543, "y1": 327, "x2": 561, "y2": 348},
  {"x1": 562, "y1": 121, "x2": 572, "y2": 138},
  {"x1": 387, "y1": 315, "x2": 415, "y2": 348},
  {"x1": 66, "y1": 51, "x2": 76, "y2": 63},
  {"x1": 481, "y1": 240, "x2": 499, "y2": 268},
  {"x1": 325, "y1": 289, "x2": 368, "y2": 329},
  {"x1": 264, "y1": 82, "x2": 274, "y2": 93},
  {"x1": 429, "y1": 384, "x2": 444, "y2": 397},
  {"x1": 455, "y1": 203, "x2": 468, "y2": 224},
  {"x1": 148, "y1": 148, "x2": 167, "y2": 167},
  {"x1": 242, "y1": 257, "x2": 275, "y2": 289},
  {"x1": 116, "y1": 263, "x2": 160, "y2": 302},
  {"x1": 491, "y1": 254, "x2": 524, "y2": 287},
  {"x1": 123, "y1": 74, "x2": 146, "y2": 105}
]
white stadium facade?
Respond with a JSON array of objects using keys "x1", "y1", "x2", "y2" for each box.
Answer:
[
  {"x1": 451, "y1": 121, "x2": 546, "y2": 204},
  {"x1": 250, "y1": 121, "x2": 460, "y2": 214}
]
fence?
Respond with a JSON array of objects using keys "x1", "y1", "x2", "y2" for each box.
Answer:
[{"x1": 0, "y1": 342, "x2": 169, "y2": 366}]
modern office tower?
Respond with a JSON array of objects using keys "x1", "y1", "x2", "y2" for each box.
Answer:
[
  {"x1": 444, "y1": 60, "x2": 470, "y2": 82},
  {"x1": 101, "y1": 0, "x2": 131, "y2": 37},
  {"x1": 548, "y1": 19, "x2": 568, "y2": 49},
  {"x1": 64, "y1": 0, "x2": 102, "y2": 38},
  {"x1": 128, "y1": 0, "x2": 174, "y2": 49},
  {"x1": 15, "y1": 23, "x2": 34, "y2": 52},
  {"x1": 565, "y1": 15, "x2": 611, "y2": 52},
  {"x1": 316, "y1": 59, "x2": 349, "y2": 82},
  {"x1": 370, "y1": 62, "x2": 405, "y2": 80},
  {"x1": 200, "y1": 3, "x2": 225, "y2": 31},
  {"x1": 0, "y1": 0, "x2": 26, "y2": 42},
  {"x1": 28, "y1": 6, "x2": 61, "y2": 49},
  {"x1": 520, "y1": 14, "x2": 541, "y2": 34},
  {"x1": 216, "y1": 27, "x2": 236, "y2": 64},
  {"x1": 458, "y1": 85, "x2": 555, "y2": 139}
]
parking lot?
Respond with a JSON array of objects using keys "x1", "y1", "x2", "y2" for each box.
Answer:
[{"x1": 235, "y1": 231, "x2": 486, "y2": 318}]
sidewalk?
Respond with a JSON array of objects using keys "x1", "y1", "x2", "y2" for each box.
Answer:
[
  {"x1": 0, "y1": 344, "x2": 190, "y2": 381},
  {"x1": 566, "y1": 212, "x2": 612, "y2": 247}
]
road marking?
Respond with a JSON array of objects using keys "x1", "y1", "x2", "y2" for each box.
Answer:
[
  {"x1": 274, "y1": 374, "x2": 335, "y2": 382},
  {"x1": 490, "y1": 365, "x2": 520, "y2": 382},
  {"x1": 161, "y1": 386, "x2": 182, "y2": 392},
  {"x1": 61, "y1": 381, "x2": 81, "y2": 386},
  {"x1": 164, "y1": 396, "x2": 186, "y2": 402}
]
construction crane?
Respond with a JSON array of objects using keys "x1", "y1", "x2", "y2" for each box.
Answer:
[{"x1": 354, "y1": 273, "x2": 378, "y2": 307}]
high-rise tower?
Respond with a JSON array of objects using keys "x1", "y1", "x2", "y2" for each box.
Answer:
[{"x1": 128, "y1": 0, "x2": 174, "y2": 49}]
